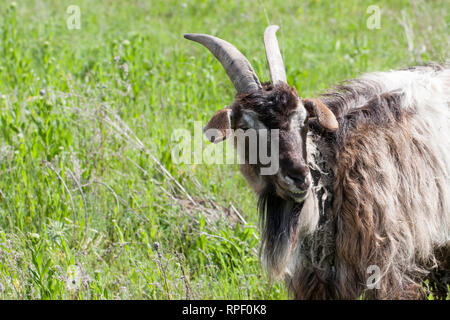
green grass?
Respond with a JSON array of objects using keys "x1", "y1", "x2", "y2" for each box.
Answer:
[{"x1": 0, "y1": 0, "x2": 448, "y2": 299}]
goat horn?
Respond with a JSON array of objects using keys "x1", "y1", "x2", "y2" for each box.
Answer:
[
  {"x1": 184, "y1": 33, "x2": 262, "y2": 94},
  {"x1": 264, "y1": 25, "x2": 287, "y2": 84}
]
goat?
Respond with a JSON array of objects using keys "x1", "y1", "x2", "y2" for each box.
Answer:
[{"x1": 184, "y1": 25, "x2": 449, "y2": 299}]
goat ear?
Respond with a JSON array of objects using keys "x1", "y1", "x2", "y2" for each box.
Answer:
[
  {"x1": 203, "y1": 108, "x2": 232, "y2": 143},
  {"x1": 303, "y1": 98, "x2": 339, "y2": 132}
]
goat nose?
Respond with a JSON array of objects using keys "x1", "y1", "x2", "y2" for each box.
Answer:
[{"x1": 285, "y1": 168, "x2": 310, "y2": 190}]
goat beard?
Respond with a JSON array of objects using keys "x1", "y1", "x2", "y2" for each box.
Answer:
[{"x1": 258, "y1": 187, "x2": 320, "y2": 280}]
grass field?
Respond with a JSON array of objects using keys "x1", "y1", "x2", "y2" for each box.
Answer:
[{"x1": 0, "y1": 0, "x2": 448, "y2": 299}]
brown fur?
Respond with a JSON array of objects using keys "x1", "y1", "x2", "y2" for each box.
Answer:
[
  {"x1": 287, "y1": 77, "x2": 449, "y2": 299},
  {"x1": 203, "y1": 68, "x2": 449, "y2": 300}
]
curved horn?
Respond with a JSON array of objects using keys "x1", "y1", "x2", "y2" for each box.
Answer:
[
  {"x1": 264, "y1": 25, "x2": 287, "y2": 84},
  {"x1": 184, "y1": 33, "x2": 262, "y2": 93}
]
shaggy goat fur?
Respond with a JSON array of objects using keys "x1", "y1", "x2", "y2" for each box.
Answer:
[{"x1": 256, "y1": 64, "x2": 449, "y2": 299}]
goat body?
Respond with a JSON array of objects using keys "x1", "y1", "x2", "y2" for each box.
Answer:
[
  {"x1": 185, "y1": 27, "x2": 449, "y2": 299},
  {"x1": 264, "y1": 64, "x2": 450, "y2": 299}
]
